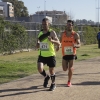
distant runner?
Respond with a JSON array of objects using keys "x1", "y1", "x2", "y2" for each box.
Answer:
[{"x1": 97, "y1": 30, "x2": 100, "y2": 48}]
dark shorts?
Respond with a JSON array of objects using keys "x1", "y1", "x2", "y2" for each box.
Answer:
[
  {"x1": 37, "y1": 56, "x2": 56, "y2": 67},
  {"x1": 63, "y1": 55, "x2": 77, "y2": 61}
]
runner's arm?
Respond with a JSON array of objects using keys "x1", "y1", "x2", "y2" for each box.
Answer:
[
  {"x1": 36, "y1": 39, "x2": 40, "y2": 48},
  {"x1": 48, "y1": 30, "x2": 61, "y2": 46},
  {"x1": 74, "y1": 33, "x2": 81, "y2": 48},
  {"x1": 36, "y1": 33, "x2": 40, "y2": 48}
]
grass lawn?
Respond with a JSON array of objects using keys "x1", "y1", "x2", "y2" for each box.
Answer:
[
  {"x1": 0, "y1": 44, "x2": 100, "y2": 84},
  {"x1": 76, "y1": 44, "x2": 100, "y2": 61}
]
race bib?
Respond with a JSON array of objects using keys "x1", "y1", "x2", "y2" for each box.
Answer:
[
  {"x1": 64, "y1": 46, "x2": 73, "y2": 55},
  {"x1": 40, "y1": 42, "x2": 49, "y2": 51}
]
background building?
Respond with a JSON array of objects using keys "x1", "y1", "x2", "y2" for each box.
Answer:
[
  {"x1": 32, "y1": 10, "x2": 69, "y2": 24},
  {"x1": 0, "y1": 2, "x2": 14, "y2": 17},
  {"x1": 0, "y1": 6, "x2": 3, "y2": 16},
  {"x1": 30, "y1": 14, "x2": 52, "y2": 24}
]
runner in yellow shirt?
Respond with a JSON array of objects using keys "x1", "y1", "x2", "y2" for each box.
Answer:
[{"x1": 36, "y1": 18, "x2": 60, "y2": 91}]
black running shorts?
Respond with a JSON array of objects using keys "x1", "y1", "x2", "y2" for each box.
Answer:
[
  {"x1": 63, "y1": 55, "x2": 77, "y2": 60},
  {"x1": 37, "y1": 56, "x2": 56, "y2": 67}
]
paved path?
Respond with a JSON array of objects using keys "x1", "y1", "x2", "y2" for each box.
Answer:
[{"x1": 0, "y1": 57, "x2": 100, "y2": 100}]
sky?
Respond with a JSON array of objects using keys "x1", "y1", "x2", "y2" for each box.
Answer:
[{"x1": 22, "y1": 0, "x2": 99, "y2": 22}]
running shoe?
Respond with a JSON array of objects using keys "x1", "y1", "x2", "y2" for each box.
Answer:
[
  {"x1": 43, "y1": 75, "x2": 50, "y2": 88},
  {"x1": 49, "y1": 83, "x2": 56, "y2": 91},
  {"x1": 67, "y1": 81, "x2": 72, "y2": 87}
]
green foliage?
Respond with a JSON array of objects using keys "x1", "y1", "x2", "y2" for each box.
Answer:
[
  {"x1": 50, "y1": 26, "x2": 60, "y2": 33},
  {"x1": 3, "y1": 33, "x2": 17, "y2": 53},
  {"x1": 0, "y1": 17, "x2": 6, "y2": 52},
  {"x1": 0, "y1": 17, "x2": 28, "y2": 54},
  {"x1": 8, "y1": 23, "x2": 27, "y2": 53},
  {"x1": 83, "y1": 26, "x2": 98, "y2": 45},
  {"x1": 74, "y1": 25, "x2": 79, "y2": 32},
  {"x1": 1, "y1": 0, "x2": 29, "y2": 17},
  {"x1": 0, "y1": 17, "x2": 5, "y2": 33}
]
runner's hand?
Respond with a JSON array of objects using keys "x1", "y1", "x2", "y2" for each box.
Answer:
[
  {"x1": 56, "y1": 46, "x2": 60, "y2": 52},
  {"x1": 48, "y1": 36, "x2": 52, "y2": 41},
  {"x1": 73, "y1": 43, "x2": 77, "y2": 48},
  {"x1": 48, "y1": 36, "x2": 53, "y2": 42}
]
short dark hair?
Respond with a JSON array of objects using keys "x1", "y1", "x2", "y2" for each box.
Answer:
[
  {"x1": 42, "y1": 18, "x2": 49, "y2": 22},
  {"x1": 67, "y1": 20, "x2": 74, "y2": 25}
]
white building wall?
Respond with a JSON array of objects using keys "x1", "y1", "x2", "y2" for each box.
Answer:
[
  {"x1": 0, "y1": 6, "x2": 3, "y2": 16},
  {"x1": 0, "y1": 2, "x2": 14, "y2": 17},
  {"x1": 30, "y1": 14, "x2": 52, "y2": 24}
]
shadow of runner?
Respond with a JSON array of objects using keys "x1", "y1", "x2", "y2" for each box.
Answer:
[
  {"x1": 73, "y1": 81, "x2": 100, "y2": 86},
  {"x1": 56, "y1": 84, "x2": 67, "y2": 87},
  {"x1": 0, "y1": 85, "x2": 49, "y2": 97},
  {"x1": 73, "y1": 72, "x2": 100, "y2": 76}
]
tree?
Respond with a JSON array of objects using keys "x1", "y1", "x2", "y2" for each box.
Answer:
[
  {"x1": 0, "y1": 17, "x2": 6, "y2": 52},
  {"x1": 2, "y1": 22, "x2": 28, "y2": 54},
  {"x1": 10, "y1": 23, "x2": 28, "y2": 51},
  {"x1": 0, "y1": 17, "x2": 28, "y2": 54},
  {"x1": 1, "y1": 0, "x2": 29, "y2": 17},
  {"x1": 82, "y1": 26, "x2": 98, "y2": 45}
]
